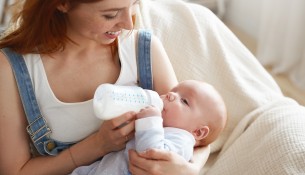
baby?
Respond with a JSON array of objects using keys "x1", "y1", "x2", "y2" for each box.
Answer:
[
  {"x1": 140, "y1": 79, "x2": 227, "y2": 147},
  {"x1": 71, "y1": 80, "x2": 227, "y2": 175}
]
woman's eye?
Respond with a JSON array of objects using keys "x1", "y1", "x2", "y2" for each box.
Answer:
[
  {"x1": 103, "y1": 13, "x2": 118, "y2": 20},
  {"x1": 181, "y1": 98, "x2": 189, "y2": 106},
  {"x1": 104, "y1": 15, "x2": 116, "y2": 20}
]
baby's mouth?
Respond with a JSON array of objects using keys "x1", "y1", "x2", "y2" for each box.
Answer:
[{"x1": 161, "y1": 107, "x2": 166, "y2": 116}]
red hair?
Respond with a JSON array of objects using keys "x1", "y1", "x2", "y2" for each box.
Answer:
[{"x1": 0, "y1": 0, "x2": 103, "y2": 54}]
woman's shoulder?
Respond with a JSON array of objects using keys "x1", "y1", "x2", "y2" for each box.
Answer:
[
  {"x1": 0, "y1": 49, "x2": 18, "y2": 101},
  {"x1": 0, "y1": 50, "x2": 12, "y2": 75},
  {"x1": 0, "y1": 49, "x2": 33, "y2": 75}
]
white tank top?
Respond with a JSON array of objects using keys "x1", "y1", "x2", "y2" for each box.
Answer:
[{"x1": 23, "y1": 31, "x2": 138, "y2": 142}]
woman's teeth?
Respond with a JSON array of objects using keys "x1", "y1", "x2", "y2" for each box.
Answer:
[{"x1": 106, "y1": 31, "x2": 120, "y2": 35}]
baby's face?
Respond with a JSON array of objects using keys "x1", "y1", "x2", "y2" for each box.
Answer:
[{"x1": 160, "y1": 80, "x2": 213, "y2": 132}]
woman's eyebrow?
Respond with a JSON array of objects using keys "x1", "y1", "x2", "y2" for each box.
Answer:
[{"x1": 101, "y1": 0, "x2": 139, "y2": 12}]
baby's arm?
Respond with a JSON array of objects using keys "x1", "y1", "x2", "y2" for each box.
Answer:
[{"x1": 134, "y1": 115, "x2": 195, "y2": 161}]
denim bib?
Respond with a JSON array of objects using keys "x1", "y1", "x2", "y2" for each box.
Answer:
[
  {"x1": 1, "y1": 29, "x2": 153, "y2": 156},
  {"x1": 137, "y1": 29, "x2": 153, "y2": 90}
]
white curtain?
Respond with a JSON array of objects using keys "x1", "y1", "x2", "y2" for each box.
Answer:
[
  {"x1": 0, "y1": 0, "x2": 15, "y2": 29},
  {"x1": 256, "y1": 0, "x2": 305, "y2": 90}
]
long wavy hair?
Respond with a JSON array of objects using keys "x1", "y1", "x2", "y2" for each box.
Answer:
[{"x1": 0, "y1": 0, "x2": 121, "y2": 54}]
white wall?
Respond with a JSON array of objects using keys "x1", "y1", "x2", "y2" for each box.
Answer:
[
  {"x1": 0, "y1": 0, "x2": 15, "y2": 27},
  {"x1": 223, "y1": 0, "x2": 263, "y2": 40}
]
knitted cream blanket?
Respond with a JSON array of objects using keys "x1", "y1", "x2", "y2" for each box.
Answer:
[{"x1": 135, "y1": 0, "x2": 305, "y2": 174}]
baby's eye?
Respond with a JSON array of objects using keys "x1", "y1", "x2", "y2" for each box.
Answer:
[{"x1": 181, "y1": 98, "x2": 189, "y2": 106}]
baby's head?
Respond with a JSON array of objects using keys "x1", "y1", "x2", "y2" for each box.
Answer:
[{"x1": 160, "y1": 80, "x2": 227, "y2": 146}]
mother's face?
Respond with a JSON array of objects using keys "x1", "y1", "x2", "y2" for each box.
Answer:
[{"x1": 59, "y1": 0, "x2": 138, "y2": 44}]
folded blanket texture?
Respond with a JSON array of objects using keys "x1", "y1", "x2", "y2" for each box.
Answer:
[{"x1": 136, "y1": 0, "x2": 305, "y2": 174}]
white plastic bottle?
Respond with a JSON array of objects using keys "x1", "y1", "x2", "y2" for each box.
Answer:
[{"x1": 93, "y1": 84, "x2": 163, "y2": 120}]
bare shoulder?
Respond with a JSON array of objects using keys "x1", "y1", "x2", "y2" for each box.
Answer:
[
  {"x1": 0, "y1": 51, "x2": 14, "y2": 81},
  {"x1": 0, "y1": 50, "x2": 21, "y2": 115},
  {"x1": 0, "y1": 51, "x2": 15, "y2": 88},
  {"x1": 0, "y1": 51, "x2": 10, "y2": 68},
  {"x1": 132, "y1": 30, "x2": 177, "y2": 93},
  {"x1": 150, "y1": 34, "x2": 178, "y2": 94},
  {"x1": 0, "y1": 50, "x2": 31, "y2": 174},
  {"x1": 0, "y1": 50, "x2": 27, "y2": 114},
  {"x1": 0, "y1": 50, "x2": 18, "y2": 110}
]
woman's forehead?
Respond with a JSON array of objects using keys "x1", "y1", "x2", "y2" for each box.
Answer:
[{"x1": 71, "y1": 0, "x2": 134, "y2": 10}]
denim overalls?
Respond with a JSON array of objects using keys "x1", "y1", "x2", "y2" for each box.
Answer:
[{"x1": 1, "y1": 29, "x2": 153, "y2": 156}]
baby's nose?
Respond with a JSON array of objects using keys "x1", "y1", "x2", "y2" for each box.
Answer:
[{"x1": 166, "y1": 92, "x2": 176, "y2": 102}]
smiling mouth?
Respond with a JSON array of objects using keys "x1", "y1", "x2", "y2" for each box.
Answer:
[{"x1": 106, "y1": 31, "x2": 121, "y2": 35}]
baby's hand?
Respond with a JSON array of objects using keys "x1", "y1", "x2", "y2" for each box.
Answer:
[{"x1": 136, "y1": 106, "x2": 161, "y2": 119}]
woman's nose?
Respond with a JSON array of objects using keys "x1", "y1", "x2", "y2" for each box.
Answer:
[
  {"x1": 123, "y1": 14, "x2": 134, "y2": 30},
  {"x1": 117, "y1": 10, "x2": 134, "y2": 30}
]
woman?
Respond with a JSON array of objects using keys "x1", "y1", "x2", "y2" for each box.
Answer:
[{"x1": 0, "y1": 0, "x2": 208, "y2": 174}]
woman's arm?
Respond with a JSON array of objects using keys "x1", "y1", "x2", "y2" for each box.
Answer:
[
  {"x1": 0, "y1": 53, "x2": 136, "y2": 174},
  {"x1": 128, "y1": 145, "x2": 210, "y2": 175},
  {"x1": 150, "y1": 35, "x2": 178, "y2": 94},
  {"x1": 191, "y1": 145, "x2": 211, "y2": 172}
]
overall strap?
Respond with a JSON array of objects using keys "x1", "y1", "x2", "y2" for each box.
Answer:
[
  {"x1": 1, "y1": 48, "x2": 52, "y2": 155},
  {"x1": 137, "y1": 29, "x2": 153, "y2": 90}
]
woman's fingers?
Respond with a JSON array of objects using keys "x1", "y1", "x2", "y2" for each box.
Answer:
[
  {"x1": 129, "y1": 149, "x2": 193, "y2": 175},
  {"x1": 114, "y1": 112, "x2": 136, "y2": 142},
  {"x1": 96, "y1": 111, "x2": 136, "y2": 152},
  {"x1": 128, "y1": 150, "x2": 151, "y2": 175},
  {"x1": 111, "y1": 111, "x2": 136, "y2": 129},
  {"x1": 138, "y1": 148, "x2": 172, "y2": 161}
]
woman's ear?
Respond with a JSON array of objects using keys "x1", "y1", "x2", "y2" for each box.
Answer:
[
  {"x1": 192, "y1": 126, "x2": 209, "y2": 141},
  {"x1": 57, "y1": 2, "x2": 70, "y2": 13}
]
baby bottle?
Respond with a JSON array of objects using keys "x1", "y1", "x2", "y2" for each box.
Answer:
[{"x1": 93, "y1": 84, "x2": 163, "y2": 120}]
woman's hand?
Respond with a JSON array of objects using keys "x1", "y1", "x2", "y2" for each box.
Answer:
[
  {"x1": 128, "y1": 149, "x2": 200, "y2": 175},
  {"x1": 95, "y1": 111, "x2": 136, "y2": 155}
]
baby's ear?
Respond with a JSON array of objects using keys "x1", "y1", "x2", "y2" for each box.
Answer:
[{"x1": 192, "y1": 126, "x2": 209, "y2": 141}]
